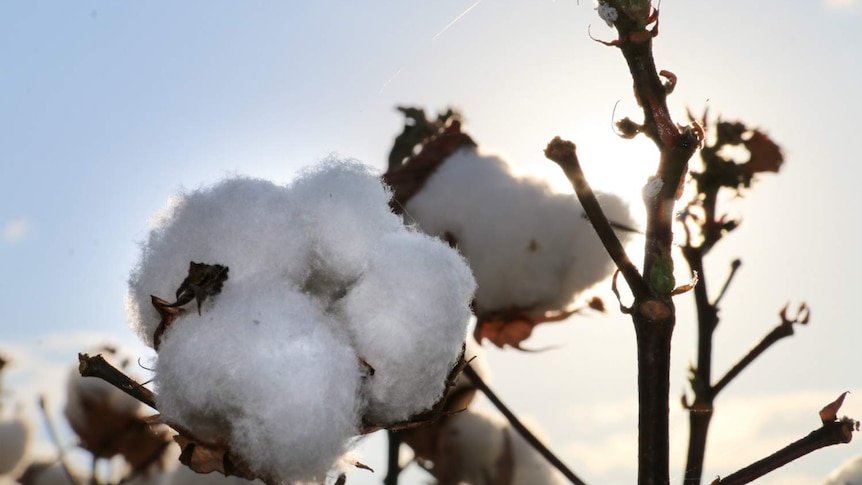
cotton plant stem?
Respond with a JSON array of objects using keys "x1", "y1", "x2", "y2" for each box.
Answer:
[
  {"x1": 711, "y1": 419, "x2": 856, "y2": 485},
  {"x1": 462, "y1": 365, "x2": 588, "y2": 485},
  {"x1": 712, "y1": 318, "x2": 801, "y2": 397},
  {"x1": 680, "y1": 246, "x2": 717, "y2": 485},
  {"x1": 78, "y1": 353, "x2": 157, "y2": 410},
  {"x1": 544, "y1": 137, "x2": 649, "y2": 299},
  {"x1": 383, "y1": 431, "x2": 402, "y2": 485}
]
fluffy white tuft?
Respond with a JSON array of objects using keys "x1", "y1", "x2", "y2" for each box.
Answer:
[
  {"x1": 342, "y1": 231, "x2": 475, "y2": 423},
  {"x1": 405, "y1": 146, "x2": 633, "y2": 318},
  {"x1": 127, "y1": 160, "x2": 475, "y2": 483}
]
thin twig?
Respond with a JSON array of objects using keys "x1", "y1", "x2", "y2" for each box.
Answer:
[
  {"x1": 38, "y1": 395, "x2": 82, "y2": 485},
  {"x1": 545, "y1": 137, "x2": 650, "y2": 299},
  {"x1": 712, "y1": 259, "x2": 741, "y2": 307},
  {"x1": 462, "y1": 364, "x2": 588, "y2": 485},
  {"x1": 712, "y1": 311, "x2": 806, "y2": 397},
  {"x1": 78, "y1": 353, "x2": 157, "y2": 410},
  {"x1": 711, "y1": 418, "x2": 856, "y2": 485}
]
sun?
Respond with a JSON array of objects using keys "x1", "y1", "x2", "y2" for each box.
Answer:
[{"x1": 512, "y1": 125, "x2": 659, "y2": 230}]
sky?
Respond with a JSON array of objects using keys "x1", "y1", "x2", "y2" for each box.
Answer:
[{"x1": 1, "y1": 0, "x2": 861, "y2": 484}]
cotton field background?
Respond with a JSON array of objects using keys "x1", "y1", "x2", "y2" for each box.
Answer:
[{"x1": 1, "y1": 1, "x2": 861, "y2": 484}]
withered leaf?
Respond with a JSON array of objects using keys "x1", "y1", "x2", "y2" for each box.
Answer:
[
  {"x1": 383, "y1": 120, "x2": 476, "y2": 212},
  {"x1": 152, "y1": 296, "x2": 185, "y2": 352},
  {"x1": 741, "y1": 130, "x2": 783, "y2": 176},
  {"x1": 820, "y1": 391, "x2": 850, "y2": 424},
  {"x1": 474, "y1": 309, "x2": 580, "y2": 350},
  {"x1": 174, "y1": 434, "x2": 259, "y2": 482},
  {"x1": 171, "y1": 261, "x2": 229, "y2": 314}
]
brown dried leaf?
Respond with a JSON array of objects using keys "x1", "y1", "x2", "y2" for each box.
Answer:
[
  {"x1": 172, "y1": 261, "x2": 229, "y2": 314},
  {"x1": 174, "y1": 434, "x2": 259, "y2": 481},
  {"x1": 742, "y1": 130, "x2": 783, "y2": 175},
  {"x1": 474, "y1": 309, "x2": 577, "y2": 350},
  {"x1": 152, "y1": 296, "x2": 185, "y2": 351},
  {"x1": 383, "y1": 120, "x2": 476, "y2": 211},
  {"x1": 820, "y1": 392, "x2": 850, "y2": 424}
]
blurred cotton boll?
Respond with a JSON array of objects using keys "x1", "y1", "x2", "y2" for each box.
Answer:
[
  {"x1": 127, "y1": 160, "x2": 476, "y2": 483},
  {"x1": 822, "y1": 453, "x2": 862, "y2": 484},
  {"x1": 0, "y1": 411, "x2": 30, "y2": 480},
  {"x1": 405, "y1": 145, "x2": 634, "y2": 319}
]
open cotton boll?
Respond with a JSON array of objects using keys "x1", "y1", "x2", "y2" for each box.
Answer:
[
  {"x1": 405, "y1": 145, "x2": 633, "y2": 317},
  {"x1": 0, "y1": 415, "x2": 29, "y2": 477},
  {"x1": 127, "y1": 177, "x2": 308, "y2": 347},
  {"x1": 155, "y1": 279, "x2": 363, "y2": 483},
  {"x1": 823, "y1": 453, "x2": 862, "y2": 484},
  {"x1": 289, "y1": 159, "x2": 404, "y2": 282},
  {"x1": 341, "y1": 231, "x2": 475, "y2": 424}
]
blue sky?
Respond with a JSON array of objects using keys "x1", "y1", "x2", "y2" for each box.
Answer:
[{"x1": 2, "y1": 1, "x2": 861, "y2": 484}]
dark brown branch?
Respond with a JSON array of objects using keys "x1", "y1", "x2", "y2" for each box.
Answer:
[
  {"x1": 462, "y1": 364, "x2": 588, "y2": 485},
  {"x1": 711, "y1": 418, "x2": 856, "y2": 485},
  {"x1": 38, "y1": 395, "x2": 83, "y2": 485},
  {"x1": 78, "y1": 353, "x2": 157, "y2": 410},
  {"x1": 712, "y1": 311, "x2": 806, "y2": 397},
  {"x1": 545, "y1": 137, "x2": 650, "y2": 299},
  {"x1": 383, "y1": 431, "x2": 402, "y2": 485}
]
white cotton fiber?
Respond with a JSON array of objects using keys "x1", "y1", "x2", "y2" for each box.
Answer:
[
  {"x1": 0, "y1": 415, "x2": 29, "y2": 477},
  {"x1": 289, "y1": 159, "x2": 404, "y2": 283},
  {"x1": 129, "y1": 160, "x2": 476, "y2": 483},
  {"x1": 405, "y1": 146, "x2": 633, "y2": 318},
  {"x1": 155, "y1": 279, "x2": 362, "y2": 481},
  {"x1": 127, "y1": 177, "x2": 308, "y2": 346},
  {"x1": 341, "y1": 231, "x2": 475, "y2": 424}
]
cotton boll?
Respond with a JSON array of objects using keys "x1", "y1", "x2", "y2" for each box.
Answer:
[
  {"x1": 0, "y1": 414, "x2": 29, "y2": 477},
  {"x1": 405, "y1": 146, "x2": 633, "y2": 318},
  {"x1": 509, "y1": 417, "x2": 565, "y2": 485},
  {"x1": 128, "y1": 177, "x2": 307, "y2": 347},
  {"x1": 823, "y1": 453, "x2": 862, "y2": 484},
  {"x1": 342, "y1": 231, "x2": 475, "y2": 424},
  {"x1": 437, "y1": 409, "x2": 564, "y2": 485},
  {"x1": 167, "y1": 465, "x2": 266, "y2": 485},
  {"x1": 155, "y1": 278, "x2": 363, "y2": 482},
  {"x1": 289, "y1": 159, "x2": 404, "y2": 283},
  {"x1": 17, "y1": 462, "x2": 81, "y2": 485}
]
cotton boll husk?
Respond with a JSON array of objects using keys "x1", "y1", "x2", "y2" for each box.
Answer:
[
  {"x1": 341, "y1": 231, "x2": 475, "y2": 424},
  {"x1": 154, "y1": 278, "x2": 363, "y2": 483},
  {"x1": 0, "y1": 415, "x2": 30, "y2": 477},
  {"x1": 289, "y1": 159, "x2": 404, "y2": 282},
  {"x1": 405, "y1": 146, "x2": 633, "y2": 317},
  {"x1": 823, "y1": 453, "x2": 862, "y2": 484},
  {"x1": 127, "y1": 177, "x2": 308, "y2": 347}
]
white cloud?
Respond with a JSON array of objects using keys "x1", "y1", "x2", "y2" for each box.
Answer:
[
  {"x1": 2, "y1": 218, "x2": 30, "y2": 243},
  {"x1": 564, "y1": 390, "x2": 858, "y2": 484},
  {"x1": 824, "y1": 0, "x2": 860, "y2": 9}
]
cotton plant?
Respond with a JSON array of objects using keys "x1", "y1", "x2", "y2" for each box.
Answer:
[
  {"x1": 125, "y1": 159, "x2": 476, "y2": 484},
  {"x1": 386, "y1": 113, "x2": 634, "y2": 348}
]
